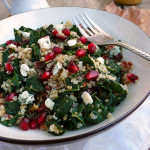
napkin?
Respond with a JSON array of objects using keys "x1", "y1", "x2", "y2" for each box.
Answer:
[
  {"x1": 0, "y1": 95, "x2": 150, "y2": 150},
  {"x1": 105, "y1": 1, "x2": 150, "y2": 36}
]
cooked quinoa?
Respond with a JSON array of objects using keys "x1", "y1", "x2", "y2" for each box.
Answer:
[{"x1": 0, "y1": 21, "x2": 138, "y2": 135}]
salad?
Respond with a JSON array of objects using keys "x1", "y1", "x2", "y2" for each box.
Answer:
[{"x1": 0, "y1": 21, "x2": 138, "y2": 135}]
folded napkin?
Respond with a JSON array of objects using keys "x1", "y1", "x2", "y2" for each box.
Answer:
[{"x1": 106, "y1": 1, "x2": 150, "y2": 37}]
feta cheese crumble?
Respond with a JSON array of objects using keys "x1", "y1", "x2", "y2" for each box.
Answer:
[
  {"x1": 53, "y1": 62, "x2": 62, "y2": 75},
  {"x1": 67, "y1": 39, "x2": 77, "y2": 47},
  {"x1": 49, "y1": 124, "x2": 62, "y2": 134},
  {"x1": 45, "y1": 98, "x2": 55, "y2": 110},
  {"x1": 110, "y1": 46, "x2": 120, "y2": 57},
  {"x1": 8, "y1": 44, "x2": 17, "y2": 50},
  {"x1": 18, "y1": 91, "x2": 35, "y2": 104},
  {"x1": 21, "y1": 31, "x2": 30, "y2": 39},
  {"x1": 38, "y1": 36, "x2": 51, "y2": 49},
  {"x1": 77, "y1": 122, "x2": 83, "y2": 128},
  {"x1": 81, "y1": 91, "x2": 93, "y2": 105},
  {"x1": 96, "y1": 57, "x2": 104, "y2": 64},
  {"x1": 20, "y1": 64, "x2": 30, "y2": 77},
  {"x1": 54, "y1": 24, "x2": 64, "y2": 31}
]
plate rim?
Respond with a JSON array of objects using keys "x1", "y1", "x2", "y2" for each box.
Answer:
[{"x1": 0, "y1": 6, "x2": 150, "y2": 145}]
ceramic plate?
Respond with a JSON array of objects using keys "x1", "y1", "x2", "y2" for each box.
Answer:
[{"x1": 0, "y1": 7, "x2": 150, "y2": 145}]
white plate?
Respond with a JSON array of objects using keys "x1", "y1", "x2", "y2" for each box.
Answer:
[{"x1": 0, "y1": 7, "x2": 150, "y2": 145}]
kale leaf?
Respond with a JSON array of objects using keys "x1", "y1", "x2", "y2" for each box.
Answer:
[
  {"x1": 79, "y1": 56, "x2": 95, "y2": 67},
  {"x1": 2, "y1": 49, "x2": 9, "y2": 65}
]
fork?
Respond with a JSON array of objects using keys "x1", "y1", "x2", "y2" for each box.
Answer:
[{"x1": 73, "y1": 13, "x2": 150, "y2": 61}]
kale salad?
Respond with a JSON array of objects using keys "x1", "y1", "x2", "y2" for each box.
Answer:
[{"x1": 0, "y1": 21, "x2": 138, "y2": 135}]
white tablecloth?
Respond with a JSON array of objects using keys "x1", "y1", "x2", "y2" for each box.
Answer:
[{"x1": 0, "y1": 95, "x2": 150, "y2": 150}]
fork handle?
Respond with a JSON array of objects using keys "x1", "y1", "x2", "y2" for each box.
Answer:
[{"x1": 115, "y1": 41, "x2": 150, "y2": 61}]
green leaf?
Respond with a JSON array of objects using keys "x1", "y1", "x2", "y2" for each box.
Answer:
[
  {"x1": 54, "y1": 95, "x2": 73, "y2": 118},
  {"x1": 4, "y1": 100, "x2": 20, "y2": 115},
  {"x1": 29, "y1": 30, "x2": 41, "y2": 46},
  {"x1": 45, "y1": 121, "x2": 65, "y2": 135},
  {"x1": 79, "y1": 56, "x2": 95, "y2": 67},
  {"x1": 31, "y1": 44, "x2": 41, "y2": 61},
  {"x1": 14, "y1": 29, "x2": 23, "y2": 42},
  {"x1": 11, "y1": 71, "x2": 20, "y2": 87},
  {"x1": 0, "y1": 115, "x2": 21, "y2": 127},
  {"x1": 25, "y1": 76, "x2": 44, "y2": 94},
  {"x1": 70, "y1": 25, "x2": 81, "y2": 36},
  {"x1": 19, "y1": 26, "x2": 33, "y2": 32},
  {"x1": 2, "y1": 49, "x2": 9, "y2": 65}
]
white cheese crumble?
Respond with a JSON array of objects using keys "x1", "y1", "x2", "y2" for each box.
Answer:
[
  {"x1": 81, "y1": 91, "x2": 93, "y2": 105},
  {"x1": 8, "y1": 43, "x2": 17, "y2": 50},
  {"x1": 21, "y1": 31, "x2": 30, "y2": 39},
  {"x1": 53, "y1": 62, "x2": 62, "y2": 75},
  {"x1": 96, "y1": 57, "x2": 104, "y2": 64},
  {"x1": 38, "y1": 36, "x2": 51, "y2": 49},
  {"x1": 90, "y1": 112, "x2": 98, "y2": 120},
  {"x1": 120, "y1": 84, "x2": 128, "y2": 92},
  {"x1": 54, "y1": 24, "x2": 64, "y2": 31},
  {"x1": 110, "y1": 46, "x2": 120, "y2": 57},
  {"x1": 67, "y1": 39, "x2": 77, "y2": 47},
  {"x1": 0, "y1": 105, "x2": 5, "y2": 117},
  {"x1": 45, "y1": 98, "x2": 55, "y2": 110},
  {"x1": 20, "y1": 64, "x2": 30, "y2": 77},
  {"x1": 1, "y1": 81, "x2": 11, "y2": 92},
  {"x1": 77, "y1": 122, "x2": 83, "y2": 128},
  {"x1": 49, "y1": 124, "x2": 61, "y2": 134},
  {"x1": 18, "y1": 91, "x2": 35, "y2": 104}
]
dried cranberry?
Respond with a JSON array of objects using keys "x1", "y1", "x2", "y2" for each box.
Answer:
[
  {"x1": 13, "y1": 41, "x2": 20, "y2": 47},
  {"x1": 38, "y1": 102, "x2": 47, "y2": 112},
  {"x1": 112, "y1": 52, "x2": 123, "y2": 62}
]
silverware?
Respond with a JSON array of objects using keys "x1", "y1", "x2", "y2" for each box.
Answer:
[{"x1": 73, "y1": 13, "x2": 150, "y2": 61}]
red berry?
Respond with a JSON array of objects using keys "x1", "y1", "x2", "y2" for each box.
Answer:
[
  {"x1": 86, "y1": 70, "x2": 99, "y2": 80},
  {"x1": 57, "y1": 34, "x2": 67, "y2": 40},
  {"x1": 37, "y1": 111, "x2": 47, "y2": 124},
  {"x1": 40, "y1": 71, "x2": 52, "y2": 80},
  {"x1": 29, "y1": 118, "x2": 38, "y2": 129},
  {"x1": 13, "y1": 41, "x2": 20, "y2": 47},
  {"x1": 126, "y1": 73, "x2": 138, "y2": 83},
  {"x1": 62, "y1": 28, "x2": 70, "y2": 36},
  {"x1": 79, "y1": 36, "x2": 88, "y2": 44},
  {"x1": 5, "y1": 92, "x2": 17, "y2": 101},
  {"x1": 20, "y1": 118, "x2": 29, "y2": 131},
  {"x1": 38, "y1": 102, "x2": 47, "y2": 112},
  {"x1": 53, "y1": 46, "x2": 62, "y2": 54},
  {"x1": 67, "y1": 62, "x2": 79, "y2": 73},
  {"x1": 76, "y1": 48, "x2": 86, "y2": 57},
  {"x1": 35, "y1": 61, "x2": 46, "y2": 69},
  {"x1": 88, "y1": 43, "x2": 96, "y2": 53},
  {"x1": 5, "y1": 62, "x2": 14, "y2": 73},
  {"x1": 6, "y1": 40, "x2": 13, "y2": 45},
  {"x1": 52, "y1": 29, "x2": 58, "y2": 36},
  {"x1": 45, "y1": 52, "x2": 55, "y2": 61},
  {"x1": 44, "y1": 84, "x2": 51, "y2": 90}
]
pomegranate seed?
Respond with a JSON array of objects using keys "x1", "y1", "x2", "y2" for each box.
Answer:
[
  {"x1": 6, "y1": 40, "x2": 13, "y2": 45},
  {"x1": 103, "y1": 55, "x2": 108, "y2": 59},
  {"x1": 86, "y1": 70, "x2": 99, "y2": 80},
  {"x1": 126, "y1": 73, "x2": 138, "y2": 83},
  {"x1": 45, "y1": 52, "x2": 55, "y2": 61},
  {"x1": 5, "y1": 62, "x2": 14, "y2": 73},
  {"x1": 44, "y1": 84, "x2": 51, "y2": 90},
  {"x1": 37, "y1": 111, "x2": 47, "y2": 124},
  {"x1": 57, "y1": 34, "x2": 67, "y2": 40},
  {"x1": 5, "y1": 92, "x2": 17, "y2": 101},
  {"x1": 20, "y1": 117, "x2": 29, "y2": 131},
  {"x1": 53, "y1": 46, "x2": 62, "y2": 54},
  {"x1": 67, "y1": 61, "x2": 79, "y2": 73},
  {"x1": 88, "y1": 43, "x2": 96, "y2": 53},
  {"x1": 76, "y1": 48, "x2": 86, "y2": 57},
  {"x1": 52, "y1": 29, "x2": 58, "y2": 36},
  {"x1": 35, "y1": 61, "x2": 46, "y2": 69},
  {"x1": 13, "y1": 41, "x2": 20, "y2": 47},
  {"x1": 79, "y1": 36, "x2": 88, "y2": 44},
  {"x1": 62, "y1": 28, "x2": 70, "y2": 36},
  {"x1": 38, "y1": 102, "x2": 47, "y2": 112},
  {"x1": 8, "y1": 56, "x2": 15, "y2": 62},
  {"x1": 29, "y1": 118, "x2": 38, "y2": 129},
  {"x1": 40, "y1": 71, "x2": 52, "y2": 80}
]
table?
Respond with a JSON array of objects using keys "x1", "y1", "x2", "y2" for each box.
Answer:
[{"x1": 0, "y1": 0, "x2": 150, "y2": 21}]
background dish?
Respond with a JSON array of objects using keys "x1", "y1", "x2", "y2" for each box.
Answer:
[{"x1": 0, "y1": 7, "x2": 150, "y2": 145}]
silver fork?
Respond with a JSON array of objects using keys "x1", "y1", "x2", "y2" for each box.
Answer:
[{"x1": 73, "y1": 13, "x2": 150, "y2": 61}]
